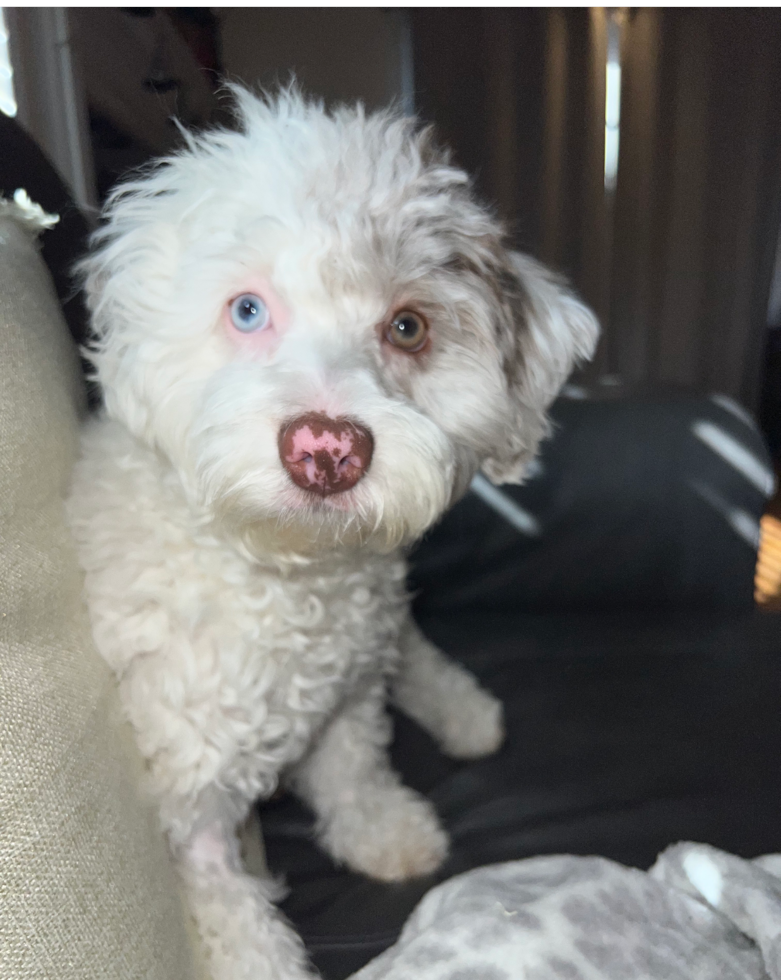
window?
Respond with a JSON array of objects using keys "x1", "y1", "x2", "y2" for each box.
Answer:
[
  {"x1": 0, "y1": 9, "x2": 16, "y2": 117},
  {"x1": 604, "y1": 9, "x2": 624, "y2": 193}
]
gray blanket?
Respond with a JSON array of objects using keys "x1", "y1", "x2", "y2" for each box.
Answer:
[{"x1": 353, "y1": 844, "x2": 781, "y2": 979}]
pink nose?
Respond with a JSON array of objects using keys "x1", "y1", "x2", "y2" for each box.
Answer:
[{"x1": 278, "y1": 413, "x2": 374, "y2": 496}]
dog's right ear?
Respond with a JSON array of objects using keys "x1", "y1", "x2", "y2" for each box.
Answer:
[
  {"x1": 481, "y1": 251, "x2": 599, "y2": 485},
  {"x1": 74, "y1": 167, "x2": 184, "y2": 442}
]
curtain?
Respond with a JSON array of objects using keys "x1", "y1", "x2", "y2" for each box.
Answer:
[{"x1": 412, "y1": 9, "x2": 781, "y2": 409}]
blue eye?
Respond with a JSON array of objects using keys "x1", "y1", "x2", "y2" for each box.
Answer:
[{"x1": 230, "y1": 293, "x2": 270, "y2": 333}]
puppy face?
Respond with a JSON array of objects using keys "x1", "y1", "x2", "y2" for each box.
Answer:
[{"x1": 82, "y1": 88, "x2": 598, "y2": 558}]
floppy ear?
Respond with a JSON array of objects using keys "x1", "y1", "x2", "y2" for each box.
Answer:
[{"x1": 481, "y1": 251, "x2": 599, "y2": 485}]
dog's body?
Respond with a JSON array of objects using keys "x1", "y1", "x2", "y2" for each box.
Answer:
[{"x1": 67, "y1": 89, "x2": 598, "y2": 979}]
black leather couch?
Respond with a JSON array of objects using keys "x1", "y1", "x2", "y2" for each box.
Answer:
[{"x1": 262, "y1": 391, "x2": 781, "y2": 979}]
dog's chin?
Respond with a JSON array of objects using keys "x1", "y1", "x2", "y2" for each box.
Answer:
[
  {"x1": 235, "y1": 512, "x2": 415, "y2": 564},
  {"x1": 212, "y1": 489, "x2": 431, "y2": 564}
]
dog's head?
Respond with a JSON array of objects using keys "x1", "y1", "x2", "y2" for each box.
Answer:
[{"x1": 82, "y1": 88, "x2": 598, "y2": 559}]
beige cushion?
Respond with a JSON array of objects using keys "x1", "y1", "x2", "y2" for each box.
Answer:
[{"x1": 0, "y1": 206, "x2": 197, "y2": 979}]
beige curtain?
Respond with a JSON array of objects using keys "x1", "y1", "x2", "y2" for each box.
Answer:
[{"x1": 412, "y1": 8, "x2": 781, "y2": 409}]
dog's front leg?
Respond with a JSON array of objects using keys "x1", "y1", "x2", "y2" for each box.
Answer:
[
  {"x1": 291, "y1": 686, "x2": 448, "y2": 881},
  {"x1": 391, "y1": 617, "x2": 505, "y2": 760},
  {"x1": 177, "y1": 815, "x2": 315, "y2": 980}
]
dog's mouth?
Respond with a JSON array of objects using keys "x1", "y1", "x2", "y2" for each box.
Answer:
[{"x1": 281, "y1": 482, "x2": 361, "y2": 514}]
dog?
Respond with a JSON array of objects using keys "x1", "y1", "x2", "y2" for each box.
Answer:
[{"x1": 66, "y1": 87, "x2": 598, "y2": 980}]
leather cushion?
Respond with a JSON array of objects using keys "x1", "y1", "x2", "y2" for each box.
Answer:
[{"x1": 262, "y1": 608, "x2": 781, "y2": 979}]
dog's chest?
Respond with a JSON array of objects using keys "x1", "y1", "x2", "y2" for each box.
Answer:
[
  {"x1": 164, "y1": 543, "x2": 408, "y2": 799},
  {"x1": 222, "y1": 550, "x2": 406, "y2": 709}
]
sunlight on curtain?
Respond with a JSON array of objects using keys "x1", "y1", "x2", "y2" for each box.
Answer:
[
  {"x1": 604, "y1": 9, "x2": 624, "y2": 193},
  {"x1": 0, "y1": 9, "x2": 16, "y2": 117}
]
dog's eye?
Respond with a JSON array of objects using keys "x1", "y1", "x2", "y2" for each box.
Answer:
[
  {"x1": 386, "y1": 310, "x2": 429, "y2": 352},
  {"x1": 230, "y1": 293, "x2": 270, "y2": 333}
]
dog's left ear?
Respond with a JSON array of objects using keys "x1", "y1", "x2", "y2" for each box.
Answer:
[{"x1": 482, "y1": 251, "x2": 600, "y2": 485}]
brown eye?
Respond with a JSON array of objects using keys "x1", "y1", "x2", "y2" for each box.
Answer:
[{"x1": 386, "y1": 310, "x2": 429, "y2": 352}]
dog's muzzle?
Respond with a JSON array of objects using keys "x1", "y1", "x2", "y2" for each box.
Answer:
[{"x1": 278, "y1": 412, "x2": 373, "y2": 496}]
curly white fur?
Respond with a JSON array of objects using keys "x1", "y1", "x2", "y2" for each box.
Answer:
[{"x1": 66, "y1": 87, "x2": 598, "y2": 979}]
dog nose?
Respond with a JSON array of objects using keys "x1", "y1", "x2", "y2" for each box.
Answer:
[{"x1": 278, "y1": 413, "x2": 374, "y2": 496}]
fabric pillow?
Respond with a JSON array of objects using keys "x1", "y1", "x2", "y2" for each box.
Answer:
[{"x1": 0, "y1": 200, "x2": 198, "y2": 979}]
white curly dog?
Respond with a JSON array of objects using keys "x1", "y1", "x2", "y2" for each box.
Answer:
[{"x1": 67, "y1": 88, "x2": 598, "y2": 979}]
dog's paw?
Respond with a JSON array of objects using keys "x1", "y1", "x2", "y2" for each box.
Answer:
[
  {"x1": 321, "y1": 786, "x2": 449, "y2": 882},
  {"x1": 438, "y1": 685, "x2": 505, "y2": 760}
]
